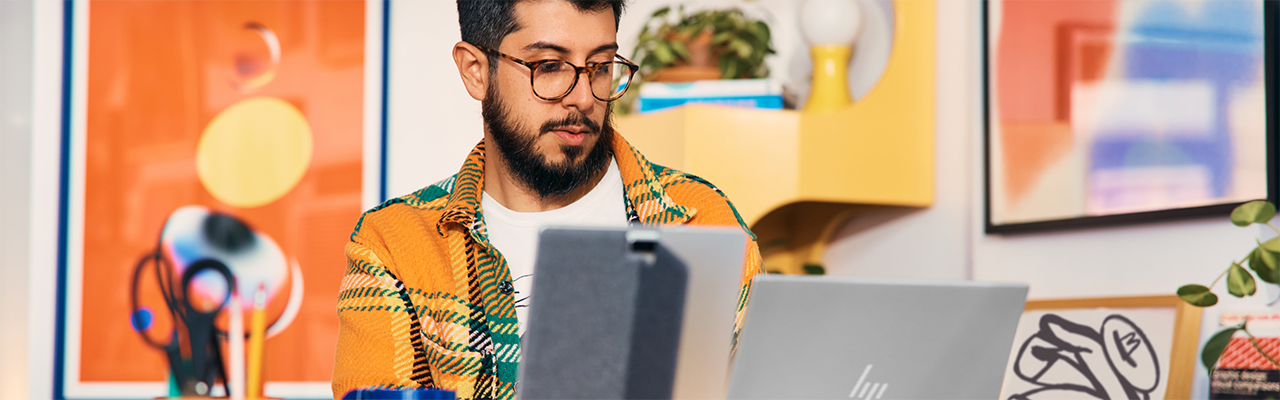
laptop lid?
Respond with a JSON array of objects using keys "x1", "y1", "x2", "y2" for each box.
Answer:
[
  {"x1": 656, "y1": 227, "x2": 747, "y2": 399},
  {"x1": 519, "y1": 226, "x2": 746, "y2": 399},
  {"x1": 727, "y1": 275, "x2": 1029, "y2": 400}
]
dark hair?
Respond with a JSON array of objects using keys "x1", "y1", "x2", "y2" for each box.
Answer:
[{"x1": 458, "y1": 0, "x2": 627, "y2": 68}]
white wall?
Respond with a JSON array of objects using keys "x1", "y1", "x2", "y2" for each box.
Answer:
[
  {"x1": 384, "y1": 1, "x2": 483, "y2": 196},
  {"x1": 0, "y1": 0, "x2": 35, "y2": 398},
  {"x1": 1, "y1": 0, "x2": 64, "y2": 399}
]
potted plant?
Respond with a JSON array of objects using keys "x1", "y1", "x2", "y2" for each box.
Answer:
[
  {"x1": 617, "y1": 5, "x2": 776, "y2": 115},
  {"x1": 1177, "y1": 200, "x2": 1280, "y2": 378}
]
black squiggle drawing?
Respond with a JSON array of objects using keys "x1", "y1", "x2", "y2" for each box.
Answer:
[{"x1": 1008, "y1": 314, "x2": 1160, "y2": 400}]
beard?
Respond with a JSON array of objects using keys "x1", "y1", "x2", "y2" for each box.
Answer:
[{"x1": 482, "y1": 84, "x2": 615, "y2": 199}]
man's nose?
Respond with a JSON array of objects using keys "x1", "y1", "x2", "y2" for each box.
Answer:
[{"x1": 560, "y1": 70, "x2": 597, "y2": 111}]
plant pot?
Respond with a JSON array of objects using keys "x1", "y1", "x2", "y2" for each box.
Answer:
[
  {"x1": 648, "y1": 66, "x2": 722, "y2": 83},
  {"x1": 649, "y1": 30, "x2": 720, "y2": 83}
]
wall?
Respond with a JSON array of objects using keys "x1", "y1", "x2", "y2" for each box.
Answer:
[
  {"x1": 0, "y1": 0, "x2": 34, "y2": 398},
  {"x1": 2, "y1": 0, "x2": 63, "y2": 399}
]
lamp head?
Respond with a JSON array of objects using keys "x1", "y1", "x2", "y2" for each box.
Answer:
[{"x1": 799, "y1": 0, "x2": 863, "y2": 46}]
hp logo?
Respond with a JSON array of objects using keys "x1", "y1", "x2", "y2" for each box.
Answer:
[{"x1": 849, "y1": 365, "x2": 888, "y2": 399}]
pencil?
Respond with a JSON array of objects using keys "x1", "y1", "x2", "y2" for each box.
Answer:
[
  {"x1": 246, "y1": 284, "x2": 267, "y2": 399},
  {"x1": 228, "y1": 292, "x2": 245, "y2": 400}
]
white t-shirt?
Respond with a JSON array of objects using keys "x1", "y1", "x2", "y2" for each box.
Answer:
[{"x1": 480, "y1": 159, "x2": 628, "y2": 337}]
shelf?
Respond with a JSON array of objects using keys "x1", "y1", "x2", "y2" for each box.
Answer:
[{"x1": 617, "y1": 103, "x2": 933, "y2": 226}]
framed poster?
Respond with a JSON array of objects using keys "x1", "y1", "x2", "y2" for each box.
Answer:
[
  {"x1": 999, "y1": 296, "x2": 1202, "y2": 400},
  {"x1": 983, "y1": 0, "x2": 1278, "y2": 233},
  {"x1": 53, "y1": 0, "x2": 388, "y2": 398}
]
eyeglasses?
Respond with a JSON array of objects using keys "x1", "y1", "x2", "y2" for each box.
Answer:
[{"x1": 472, "y1": 43, "x2": 639, "y2": 102}]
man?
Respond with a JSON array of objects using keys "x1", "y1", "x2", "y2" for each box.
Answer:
[{"x1": 332, "y1": 1, "x2": 762, "y2": 398}]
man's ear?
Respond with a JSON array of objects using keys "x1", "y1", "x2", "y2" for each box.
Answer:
[{"x1": 453, "y1": 41, "x2": 489, "y2": 101}]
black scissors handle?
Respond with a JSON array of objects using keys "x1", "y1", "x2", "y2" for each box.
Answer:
[
  {"x1": 130, "y1": 250, "x2": 189, "y2": 385},
  {"x1": 181, "y1": 258, "x2": 235, "y2": 395}
]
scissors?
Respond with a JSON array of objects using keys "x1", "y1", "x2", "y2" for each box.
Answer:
[{"x1": 131, "y1": 251, "x2": 236, "y2": 396}]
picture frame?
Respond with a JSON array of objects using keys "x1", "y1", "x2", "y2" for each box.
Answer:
[
  {"x1": 999, "y1": 295, "x2": 1202, "y2": 399},
  {"x1": 982, "y1": 0, "x2": 1278, "y2": 233},
  {"x1": 51, "y1": 0, "x2": 390, "y2": 398}
]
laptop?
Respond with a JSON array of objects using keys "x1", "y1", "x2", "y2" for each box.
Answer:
[
  {"x1": 519, "y1": 226, "x2": 746, "y2": 399},
  {"x1": 727, "y1": 275, "x2": 1029, "y2": 399}
]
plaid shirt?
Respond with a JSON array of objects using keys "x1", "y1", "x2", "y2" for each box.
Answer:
[{"x1": 333, "y1": 134, "x2": 762, "y2": 399}]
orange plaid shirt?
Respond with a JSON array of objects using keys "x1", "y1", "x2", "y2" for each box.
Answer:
[{"x1": 333, "y1": 133, "x2": 762, "y2": 399}]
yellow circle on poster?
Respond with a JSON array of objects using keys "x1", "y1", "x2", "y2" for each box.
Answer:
[{"x1": 197, "y1": 97, "x2": 312, "y2": 208}]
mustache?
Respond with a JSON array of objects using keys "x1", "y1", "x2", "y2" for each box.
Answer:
[{"x1": 539, "y1": 111, "x2": 602, "y2": 137}]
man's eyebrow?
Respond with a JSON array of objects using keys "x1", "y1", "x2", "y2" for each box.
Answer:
[
  {"x1": 522, "y1": 41, "x2": 620, "y2": 55},
  {"x1": 591, "y1": 43, "x2": 620, "y2": 54},
  {"x1": 523, "y1": 41, "x2": 571, "y2": 53}
]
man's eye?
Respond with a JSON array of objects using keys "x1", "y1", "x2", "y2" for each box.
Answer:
[{"x1": 536, "y1": 63, "x2": 566, "y2": 73}]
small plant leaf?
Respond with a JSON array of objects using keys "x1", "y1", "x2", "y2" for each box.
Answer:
[
  {"x1": 1227, "y1": 262, "x2": 1257, "y2": 297},
  {"x1": 653, "y1": 43, "x2": 674, "y2": 65},
  {"x1": 1261, "y1": 237, "x2": 1280, "y2": 255},
  {"x1": 1248, "y1": 247, "x2": 1280, "y2": 284},
  {"x1": 711, "y1": 31, "x2": 733, "y2": 45},
  {"x1": 1231, "y1": 200, "x2": 1275, "y2": 227},
  {"x1": 1260, "y1": 239, "x2": 1280, "y2": 277},
  {"x1": 730, "y1": 38, "x2": 753, "y2": 58},
  {"x1": 1202, "y1": 321, "x2": 1246, "y2": 377},
  {"x1": 1177, "y1": 284, "x2": 1218, "y2": 307},
  {"x1": 669, "y1": 41, "x2": 691, "y2": 62}
]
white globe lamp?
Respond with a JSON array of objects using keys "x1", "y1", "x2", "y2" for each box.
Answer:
[{"x1": 799, "y1": 0, "x2": 863, "y2": 112}]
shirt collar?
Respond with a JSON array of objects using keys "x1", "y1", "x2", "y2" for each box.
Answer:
[{"x1": 436, "y1": 132, "x2": 696, "y2": 235}]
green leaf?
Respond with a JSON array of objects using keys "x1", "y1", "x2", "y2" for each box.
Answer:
[
  {"x1": 1203, "y1": 321, "x2": 1246, "y2": 377},
  {"x1": 653, "y1": 43, "x2": 675, "y2": 65},
  {"x1": 802, "y1": 264, "x2": 826, "y2": 275},
  {"x1": 1262, "y1": 239, "x2": 1280, "y2": 271},
  {"x1": 1231, "y1": 200, "x2": 1275, "y2": 227},
  {"x1": 711, "y1": 31, "x2": 734, "y2": 45},
  {"x1": 1227, "y1": 262, "x2": 1257, "y2": 297},
  {"x1": 1248, "y1": 247, "x2": 1280, "y2": 284},
  {"x1": 754, "y1": 21, "x2": 772, "y2": 41},
  {"x1": 730, "y1": 38, "x2": 753, "y2": 58},
  {"x1": 1261, "y1": 237, "x2": 1280, "y2": 255},
  {"x1": 651, "y1": 6, "x2": 670, "y2": 19},
  {"x1": 669, "y1": 41, "x2": 691, "y2": 62},
  {"x1": 1177, "y1": 284, "x2": 1219, "y2": 307}
]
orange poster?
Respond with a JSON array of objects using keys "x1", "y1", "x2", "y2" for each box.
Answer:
[{"x1": 59, "y1": 1, "x2": 380, "y2": 398}]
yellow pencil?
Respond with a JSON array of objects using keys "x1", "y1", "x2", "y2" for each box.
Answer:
[{"x1": 246, "y1": 284, "x2": 267, "y2": 399}]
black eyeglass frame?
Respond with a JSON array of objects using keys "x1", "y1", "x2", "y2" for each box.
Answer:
[{"x1": 471, "y1": 43, "x2": 639, "y2": 102}]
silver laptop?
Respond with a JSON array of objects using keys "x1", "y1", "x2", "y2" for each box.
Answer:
[{"x1": 727, "y1": 275, "x2": 1028, "y2": 399}]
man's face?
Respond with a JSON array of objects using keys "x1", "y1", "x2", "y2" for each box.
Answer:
[{"x1": 482, "y1": 0, "x2": 617, "y2": 199}]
